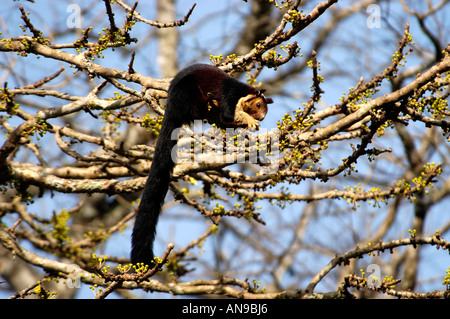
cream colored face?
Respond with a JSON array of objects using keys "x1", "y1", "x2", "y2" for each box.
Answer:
[{"x1": 242, "y1": 95, "x2": 268, "y2": 121}]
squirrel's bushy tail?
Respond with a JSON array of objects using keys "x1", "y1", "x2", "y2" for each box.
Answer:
[
  {"x1": 130, "y1": 119, "x2": 177, "y2": 265},
  {"x1": 130, "y1": 72, "x2": 198, "y2": 266}
]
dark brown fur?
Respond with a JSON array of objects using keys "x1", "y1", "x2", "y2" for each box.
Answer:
[{"x1": 131, "y1": 64, "x2": 273, "y2": 265}]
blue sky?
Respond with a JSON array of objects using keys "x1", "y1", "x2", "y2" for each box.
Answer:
[{"x1": 1, "y1": 0, "x2": 449, "y2": 298}]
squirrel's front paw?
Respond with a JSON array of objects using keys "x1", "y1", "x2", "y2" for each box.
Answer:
[{"x1": 245, "y1": 117, "x2": 259, "y2": 129}]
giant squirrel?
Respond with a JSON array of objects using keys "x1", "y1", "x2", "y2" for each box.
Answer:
[{"x1": 131, "y1": 64, "x2": 273, "y2": 266}]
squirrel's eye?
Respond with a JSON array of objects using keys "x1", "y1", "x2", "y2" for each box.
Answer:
[{"x1": 257, "y1": 102, "x2": 261, "y2": 108}]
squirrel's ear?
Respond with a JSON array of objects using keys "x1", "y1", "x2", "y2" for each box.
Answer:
[{"x1": 257, "y1": 89, "x2": 273, "y2": 104}]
